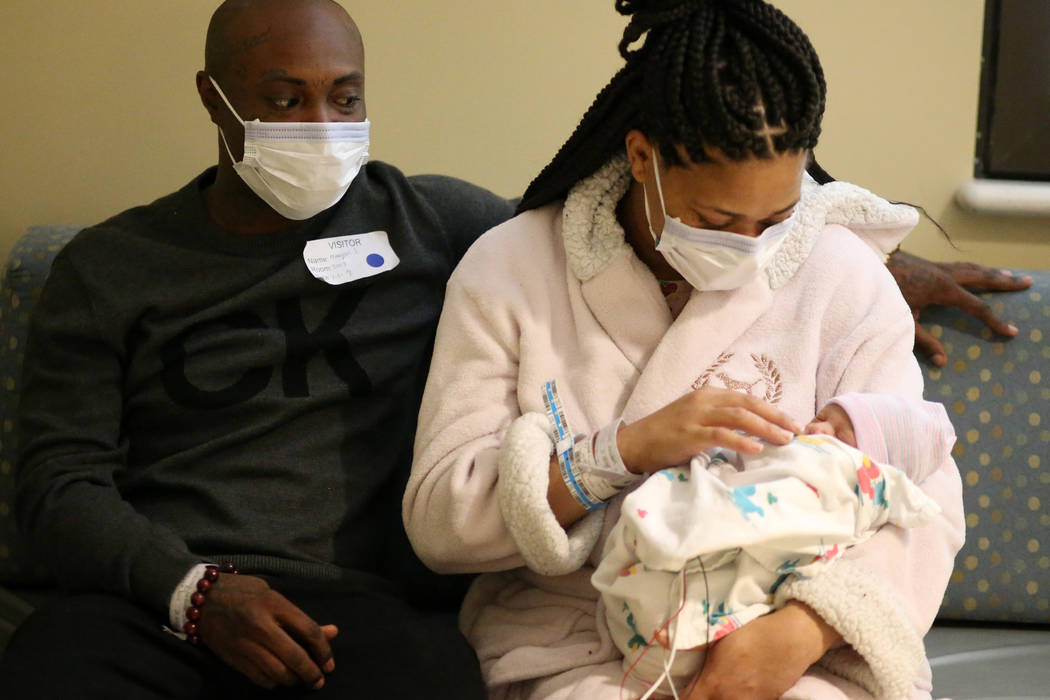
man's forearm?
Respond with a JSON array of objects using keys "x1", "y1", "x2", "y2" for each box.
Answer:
[{"x1": 17, "y1": 458, "x2": 202, "y2": 615}]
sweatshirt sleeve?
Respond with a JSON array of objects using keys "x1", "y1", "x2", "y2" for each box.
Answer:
[
  {"x1": 407, "y1": 174, "x2": 516, "y2": 263},
  {"x1": 16, "y1": 252, "x2": 203, "y2": 616},
  {"x1": 404, "y1": 249, "x2": 603, "y2": 576},
  {"x1": 777, "y1": 257, "x2": 965, "y2": 700}
]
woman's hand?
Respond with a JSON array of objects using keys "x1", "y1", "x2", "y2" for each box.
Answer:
[
  {"x1": 549, "y1": 388, "x2": 800, "y2": 525},
  {"x1": 682, "y1": 601, "x2": 842, "y2": 700},
  {"x1": 617, "y1": 388, "x2": 802, "y2": 475}
]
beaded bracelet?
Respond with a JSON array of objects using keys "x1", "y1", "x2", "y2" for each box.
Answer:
[{"x1": 183, "y1": 562, "x2": 239, "y2": 646}]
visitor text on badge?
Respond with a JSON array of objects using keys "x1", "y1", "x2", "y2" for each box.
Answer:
[{"x1": 303, "y1": 231, "x2": 400, "y2": 285}]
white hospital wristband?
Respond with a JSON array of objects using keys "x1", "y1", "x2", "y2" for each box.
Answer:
[
  {"x1": 573, "y1": 419, "x2": 642, "y2": 502},
  {"x1": 594, "y1": 419, "x2": 638, "y2": 486}
]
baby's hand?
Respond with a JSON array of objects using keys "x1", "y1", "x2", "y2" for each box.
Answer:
[{"x1": 803, "y1": 403, "x2": 857, "y2": 448}]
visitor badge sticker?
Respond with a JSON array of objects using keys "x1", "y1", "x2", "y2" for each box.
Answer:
[{"x1": 303, "y1": 231, "x2": 400, "y2": 285}]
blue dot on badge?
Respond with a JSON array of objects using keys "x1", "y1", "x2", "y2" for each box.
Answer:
[{"x1": 366, "y1": 254, "x2": 385, "y2": 268}]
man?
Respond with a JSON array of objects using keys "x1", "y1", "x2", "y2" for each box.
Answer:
[{"x1": 0, "y1": 1, "x2": 511, "y2": 697}]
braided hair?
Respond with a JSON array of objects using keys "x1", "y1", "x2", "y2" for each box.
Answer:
[{"x1": 517, "y1": 0, "x2": 827, "y2": 213}]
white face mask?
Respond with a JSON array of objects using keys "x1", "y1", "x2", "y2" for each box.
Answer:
[
  {"x1": 643, "y1": 149, "x2": 796, "y2": 291},
  {"x1": 210, "y1": 76, "x2": 370, "y2": 220}
]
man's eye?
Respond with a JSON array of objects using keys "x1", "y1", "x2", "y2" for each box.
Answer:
[
  {"x1": 334, "y1": 95, "x2": 360, "y2": 108},
  {"x1": 271, "y1": 97, "x2": 298, "y2": 109}
]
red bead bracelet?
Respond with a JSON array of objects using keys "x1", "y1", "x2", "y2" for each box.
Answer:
[{"x1": 183, "y1": 562, "x2": 239, "y2": 646}]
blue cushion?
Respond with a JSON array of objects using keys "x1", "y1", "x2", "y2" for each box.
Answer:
[
  {"x1": 0, "y1": 226, "x2": 81, "y2": 584},
  {"x1": 1, "y1": 227, "x2": 1047, "y2": 627},
  {"x1": 919, "y1": 271, "x2": 1050, "y2": 624}
]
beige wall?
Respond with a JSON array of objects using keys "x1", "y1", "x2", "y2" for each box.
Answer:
[{"x1": 3, "y1": 0, "x2": 1048, "y2": 267}]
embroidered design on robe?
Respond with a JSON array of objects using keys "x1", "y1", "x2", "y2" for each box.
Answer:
[{"x1": 692, "y1": 352, "x2": 783, "y2": 403}]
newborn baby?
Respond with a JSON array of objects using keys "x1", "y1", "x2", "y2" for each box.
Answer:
[{"x1": 592, "y1": 393, "x2": 955, "y2": 698}]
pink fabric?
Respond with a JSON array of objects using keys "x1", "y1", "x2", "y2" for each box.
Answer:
[
  {"x1": 406, "y1": 178, "x2": 963, "y2": 699},
  {"x1": 830, "y1": 393, "x2": 956, "y2": 484}
]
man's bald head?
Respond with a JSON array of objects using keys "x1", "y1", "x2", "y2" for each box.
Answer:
[{"x1": 204, "y1": 0, "x2": 363, "y2": 84}]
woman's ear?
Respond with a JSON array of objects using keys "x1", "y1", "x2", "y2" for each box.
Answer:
[{"x1": 624, "y1": 130, "x2": 655, "y2": 184}]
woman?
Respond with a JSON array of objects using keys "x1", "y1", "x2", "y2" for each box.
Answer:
[{"x1": 405, "y1": 1, "x2": 964, "y2": 698}]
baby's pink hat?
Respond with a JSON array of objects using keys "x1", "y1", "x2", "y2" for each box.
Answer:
[{"x1": 829, "y1": 393, "x2": 957, "y2": 482}]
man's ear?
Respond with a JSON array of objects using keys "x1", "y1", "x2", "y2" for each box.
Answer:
[
  {"x1": 196, "y1": 71, "x2": 222, "y2": 126},
  {"x1": 624, "y1": 129, "x2": 655, "y2": 184}
]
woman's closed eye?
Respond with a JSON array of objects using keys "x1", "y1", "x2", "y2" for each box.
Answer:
[
  {"x1": 691, "y1": 212, "x2": 734, "y2": 230},
  {"x1": 760, "y1": 212, "x2": 795, "y2": 229}
]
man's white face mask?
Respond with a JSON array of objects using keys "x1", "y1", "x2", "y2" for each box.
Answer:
[
  {"x1": 210, "y1": 76, "x2": 371, "y2": 220},
  {"x1": 643, "y1": 148, "x2": 795, "y2": 291}
]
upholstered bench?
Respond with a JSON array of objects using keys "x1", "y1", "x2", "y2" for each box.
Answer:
[
  {"x1": 0, "y1": 227, "x2": 82, "y2": 646},
  {"x1": 918, "y1": 283, "x2": 1050, "y2": 699},
  {"x1": 1, "y1": 227, "x2": 1048, "y2": 700}
]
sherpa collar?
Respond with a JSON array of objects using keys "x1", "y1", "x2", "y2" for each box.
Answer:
[{"x1": 560, "y1": 156, "x2": 919, "y2": 289}]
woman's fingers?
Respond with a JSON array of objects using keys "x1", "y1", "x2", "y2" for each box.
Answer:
[
  {"x1": 691, "y1": 402, "x2": 796, "y2": 447},
  {"x1": 691, "y1": 387, "x2": 800, "y2": 429},
  {"x1": 619, "y1": 388, "x2": 802, "y2": 473}
]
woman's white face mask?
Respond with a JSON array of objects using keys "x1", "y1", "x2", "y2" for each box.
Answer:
[
  {"x1": 210, "y1": 76, "x2": 371, "y2": 221},
  {"x1": 643, "y1": 149, "x2": 795, "y2": 291}
]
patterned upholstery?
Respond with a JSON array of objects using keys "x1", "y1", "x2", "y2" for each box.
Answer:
[
  {"x1": 0, "y1": 226, "x2": 81, "y2": 585},
  {"x1": 0, "y1": 227, "x2": 1047, "y2": 628},
  {"x1": 921, "y1": 273, "x2": 1050, "y2": 624}
]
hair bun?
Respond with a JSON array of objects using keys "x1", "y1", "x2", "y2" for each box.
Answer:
[
  {"x1": 615, "y1": 0, "x2": 696, "y2": 17},
  {"x1": 616, "y1": 0, "x2": 753, "y2": 18},
  {"x1": 616, "y1": 0, "x2": 704, "y2": 58}
]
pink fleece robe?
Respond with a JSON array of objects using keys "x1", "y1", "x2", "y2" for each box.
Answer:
[{"x1": 405, "y1": 158, "x2": 964, "y2": 700}]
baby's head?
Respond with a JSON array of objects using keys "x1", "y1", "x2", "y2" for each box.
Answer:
[
  {"x1": 804, "y1": 403, "x2": 856, "y2": 447},
  {"x1": 804, "y1": 393, "x2": 955, "y2": 470}
]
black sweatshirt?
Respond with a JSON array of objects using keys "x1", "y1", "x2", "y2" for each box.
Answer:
[{"x1": 16, "y1": 162, "x2": 514, "y2": 615}]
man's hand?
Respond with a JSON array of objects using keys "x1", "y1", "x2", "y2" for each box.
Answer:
[
  {"x1": 887, "y1": 251, "x2": 1032, "y2": 366},
  {"x1": 197, "y1": 574, "x2": 338, "y2": 690},
  {"x1": 682, "y1": 601, "x2": 841, "y2": 700}
]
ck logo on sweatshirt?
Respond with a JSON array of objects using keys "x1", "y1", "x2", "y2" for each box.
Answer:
[{"x1": 160, "y1": 289, "x2": 372, "y2": 408}]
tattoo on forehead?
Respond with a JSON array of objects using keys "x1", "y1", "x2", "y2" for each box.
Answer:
[{"x1": 231, "y1": 26, "x2": 273, "y2": 58}]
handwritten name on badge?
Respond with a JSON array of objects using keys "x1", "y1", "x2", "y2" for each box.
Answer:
[{"x1": 303, "y1": 231, "x2": 400, "y2": 285}]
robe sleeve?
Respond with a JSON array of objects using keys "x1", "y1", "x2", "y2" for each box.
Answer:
[
  {"x1": 776, "y1": 252, "x2": 965, "y2": 700},
  {"x1": 404, "y1": 239, "x2": 603, "y2": 576}
]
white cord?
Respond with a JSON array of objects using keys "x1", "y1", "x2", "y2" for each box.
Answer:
[{"x1": 637, "y1": 567, "x2": 688, "y2": 700}]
